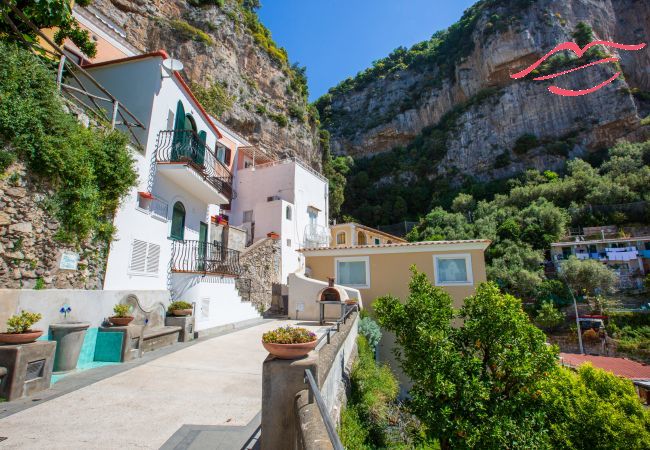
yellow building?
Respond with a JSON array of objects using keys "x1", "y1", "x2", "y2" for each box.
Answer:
[
  {"x1": 330, "y1": 222, "x2": 407, "y2": 247},
  {"x1": 299, "y1": 239, "x2": 490, "y2": 388}
]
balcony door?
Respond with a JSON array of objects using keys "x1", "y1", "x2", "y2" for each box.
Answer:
[
  {"x1": 198, "y1": 221, "x2": 208, "y2": 271},
  {"x1": 172, "y1": 101, "x2": 204, "y2": 166}
]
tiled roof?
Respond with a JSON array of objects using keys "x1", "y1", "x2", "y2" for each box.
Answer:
[
  {"x1": 560, "y1": 353, "x2": 650, "y2": 380},
  {"x1": 300, "y1": 239, "x2": 491, "y2": 252}
]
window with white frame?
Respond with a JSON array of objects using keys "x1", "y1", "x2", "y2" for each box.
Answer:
[
  {"x1": 335, "y1": 256, "x2": 370, "y2": 288},
  {"x1": 129, "y1": 239, "x2": 161, "y2": 276},
  {"x1": 433, "y1": 254, "x2": 473, "y2": 286}
]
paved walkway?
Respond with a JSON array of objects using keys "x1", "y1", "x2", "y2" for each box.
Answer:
[{"x1": 0, "y1": 320, "x2": 324, "y2": 449}]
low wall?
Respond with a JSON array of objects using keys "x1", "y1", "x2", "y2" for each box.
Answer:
[
  {"x1": 0, "y1": 289, "x2": 169, "y2": 332},
  {"x1": 261, "y1": 312, "x2": 358, "y2": 450},
  {"x1": 287, "y1": 272, "x2": 362, "y2": 321}
]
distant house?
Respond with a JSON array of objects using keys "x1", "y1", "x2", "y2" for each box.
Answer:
[
  {"x1": 550, "y1": 226, "x2": 650, "y2": 290},
  {"x1": 297, "y1": 239, "x2": 490, "y2": 387},
  {"x1": 330, "y1": 222, "x2": 406, "y2": 247}
]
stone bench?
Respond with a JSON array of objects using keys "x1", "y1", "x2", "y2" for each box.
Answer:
[{"x1": 124, "y1": 295, "x2": 181, "y2": 353}]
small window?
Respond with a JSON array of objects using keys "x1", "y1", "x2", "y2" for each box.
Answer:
[
  {"x1": 434, "y1": 254, "x2": 473, "y2": 286},
  {"x1": 357, "y1": 231, "x2": 367, "y2": 246},
  {"x1": 336, "y1": 232, "x2": 346, "y2": 245},
  {"x1": 216, "y1": 145, "x2": 226, "y2": 163},
  {"x1": 286, "y1": 205, "x2": 292, "y2": 221},
  {"x1": 243, "y1": 210, "x2": 254, "y2": 223},
  {"x1": 374, "y1": 238, "x2": 381, "y2": 245},
  {"x1": 129, "y1": 239, "x2": 161, "y2": 275},
  {"x1": 335, "y1": 256, "x2": 370, "y2": 288},
  {"x1": 286, "y1": 239, "x2": 292, "y2": 247},
  {"x1": 170, "y1": 201, "x2": 186, "y2": 240}
]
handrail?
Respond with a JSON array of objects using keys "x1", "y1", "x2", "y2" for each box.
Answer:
[
  {"x1": 315, "y1": 304, "x2": 358, "y2": 347},
  {"x1": 171, "y1": 240, "x2": 241, "y2": 276},
  {"x1": 155, "y1": 130, "x2": 234, "y2": 202},
  {"x1": 304, "y1": 368, "x2": 344, "y2": 450}
]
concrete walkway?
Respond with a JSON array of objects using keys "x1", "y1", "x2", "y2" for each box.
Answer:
[{"x1": 0, "y1": 320, "x2": 324, "y2": 449}]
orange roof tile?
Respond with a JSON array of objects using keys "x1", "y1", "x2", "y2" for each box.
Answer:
[{"x1": 560, "y1": 353, "x2": 650, "y2": 380}]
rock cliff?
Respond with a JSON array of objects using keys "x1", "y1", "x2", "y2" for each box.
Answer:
[
  {"x1": 318, "y1": 0, "x2": 650, "y2": 182},
  {"x1": 89, "y1": 0, "x2": 320, "y2": 166}
]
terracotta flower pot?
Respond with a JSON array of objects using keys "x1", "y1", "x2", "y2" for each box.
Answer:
[
  {"x1": 109, "y1": 316, "x2": 134, "y2": 326},
  {"x1": 172, "y1": 308, "x2": 193, "y2": 317},
  {"x1": 0, "y1": 330, "x2": 43, "y2": 345},
  {"x1": 267, "y1": 232, "x2": 280, "y2": 240},
  {"x1": 262, "y1": 339, "x2": 318, "y2": 359}
]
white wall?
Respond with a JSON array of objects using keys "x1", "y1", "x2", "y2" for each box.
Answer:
[
  {"x1": 171, "y1": 274, "x2": 260, "y2": 331},
  {"x1": 230, "y1": 161, "x2": 329, "y2": 282},
  {"x1": 287, "y1": 272, "x2": 362, "y2": 321}
]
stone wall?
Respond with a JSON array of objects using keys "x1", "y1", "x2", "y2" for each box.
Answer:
[
  {"x1": 237, "y1": 237, "x2": 281, "y2": 312},
  {"x1": 0, "y1": 162, "x2": 106, "y2": 290}
]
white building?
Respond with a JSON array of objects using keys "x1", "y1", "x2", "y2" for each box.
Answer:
[
  {"x1": 77, "y1": 51, "x2": 260, "y2": 330},
  {"x1": 229, "y1": 158, "x2": 330, "y2": 282}
]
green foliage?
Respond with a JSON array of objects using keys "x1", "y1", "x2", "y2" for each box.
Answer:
[
  {"x1": 320, "y1": 129, "x2": 352, "y2": 219},
  {"x1": 540, "y1": 364, "x2": 650, "y2": 448},
  {"x1": 0, "y1": 0, "x2": 97, "y2": 57},
  {"x1": 612, "y1": 325, "x2": 650, "y2": 361},
  {"x1": 340, "y1": 335, "x2": 399, "y2": 448},
  {"x1": 261, "y1": 326, "x2": 316, "y2": 344},
  {"x1": 188, "y1": 0, "x2": 225, "y2": 7},
  {"x1": 358, "y1": 316, "x2": 381, "y2": 352},
  {"x1": 112, "y1": 304, "x2": 132, "y2": 318},
  {"x1": 0, "y1": 148, "x2": 16, "y2": 173},
  {"x1": 572, "y1": 21, "x2": 595, "y2": 47},
  {"x1": 169, "y1": 19, "x2": 214, "y2": 45},
  {"x1": 0, "y1": 43, "x2": 136, "y2": 244},
  {"x1": 535, "y1": 301, "x2": 565, "y2": 330},
  {"x1": 6, "y1": 310, "x2": 42, "y2": 333},
  {"x1": 559, "y1": 256, "x2": 618, "y2": 297},
  {"x1": 268, "y1": 112, "x2": 288, "y2": 127},
  {"x1": 375, "y1": 271, "x2": 557, "y2": 448},
  {"x1": 513, "y1": 133, "x2": 540, "y2": 154},
  {"x1": 287, "y1": 103, "x2": 306, "y2": 122},
  {"x1": 168, "y1": 301, "x2": 193, "y2": 312},
  {"x1": 609, "y1": 312, "x2": 650, "y2": 329},
  {"x1": 190, "y1": 79, "x2": 234, "y2": 118},
  {"x1": 34, "y1": 277, "x2": 45, "y2": 290}
]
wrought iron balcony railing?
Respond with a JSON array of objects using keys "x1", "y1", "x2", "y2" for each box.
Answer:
[
  {"x1": 171, "y1": 240, "x2": 241, "y2": 276},
  {"x1": 155, "y1": 130, "x2": 234, "y2": 202}
]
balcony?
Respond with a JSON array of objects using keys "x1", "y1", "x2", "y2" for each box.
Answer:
[
  {"x1": 155, "y1": 130, "x2": 234, "y2": 205},
  {"x1": 303, "y1": 224, "x2": 330, "y2": 248},
  {"x1": 171, "y1": 240, "x2": 241, "y2": 277}
]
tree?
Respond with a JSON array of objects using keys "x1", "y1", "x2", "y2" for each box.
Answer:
[
  {"x1": 559, "y1": 256, "x2": 618, "y2": 298},
  {"x1": 572, "y1": 22, "x2": 595, "y2": 47},
  {"x1": 375, "y1": 269, "x2": 557, "y2": 449},
  {"x1": 540, "y1": 364, "x2": 650, "y2": 449},
  {"x1": 535, "y1": 301, "x2": 565, "y2": 331},
  {"x1": 1, "y1": 0, "x2": 97, "y2": 57}
]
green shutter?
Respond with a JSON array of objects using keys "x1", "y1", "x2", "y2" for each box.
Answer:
[{"x1": 170, "y1": 202, "x2": 185, "y2": 240}]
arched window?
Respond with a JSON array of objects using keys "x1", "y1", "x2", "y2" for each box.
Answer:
[
  {"x1": 170, "y1": 201, "x2": 186, "y2": 240},
  {"x1": 285, "y1": 205, "x2": 292, "y2": 221},
  {"x1": 357, "y1": 231, "x2": 367, "y2": 246},
  {"x1": 336, "y1": 232, "x2": 346, "y2": 245}
]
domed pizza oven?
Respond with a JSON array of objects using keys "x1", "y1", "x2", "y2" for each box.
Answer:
[{"x1": 317, "y1": 277, "x2": 349, "y2": 303}]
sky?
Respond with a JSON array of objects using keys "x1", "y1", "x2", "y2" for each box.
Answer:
[{"x1": 258, "y1": 0, "x2": 476, "y2": 101}]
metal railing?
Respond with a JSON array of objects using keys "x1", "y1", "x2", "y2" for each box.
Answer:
[
  {"x1": 300, "y1": 304, "x2": 358, "y2": 450},
  {"x1": 304, "y1": 369, "x2": 344, "y2": 450},
  {"x1": 155, "y1": 130, "x2": 234, "y2": 203},
  {"x1": 303, "y1": 224, "x2": 331, "y2": 248},
  {"x1": 171, "y1": 240, "x2": 241, "y2": 276},
  {"x1": 248, "y1": 156, "x2": 328, "y2": 183}
]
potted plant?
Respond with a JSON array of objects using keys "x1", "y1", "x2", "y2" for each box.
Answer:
[
  {"x1": 109, "y1": 304, "x2": 133, "y2": 326},
  {"x1": 262, "y1": 326, "x2": 318, "y2": 359},
  {"x1": 168, "y1": 301, "x2": 193, "y2": 316},
  {"x1": 267, "y1": 231, "x2": 280, "y2": 239},
  {"x1": 0, "y1": 311, "x2": 43, "y2": 344}
]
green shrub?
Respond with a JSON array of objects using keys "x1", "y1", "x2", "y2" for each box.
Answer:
[
  {"x1": 6, "y1": 311, "x2": 42, "y2": 333},
  {"x1": 262, "y1": 326, "x2": 316, "y2": 344},
  {"x1": 535, "y1": 300, "x2": 565, "y2": 330},
  {"x1": 358, "y1": 316, "x2": 381, "y2": 351},
  {"x1": 268, "y1": 112, "x2": 288, "y2": 127},
  {"x1": 190, "y1": 79, "x2": 233, "y2": 118},
  {"x1": 288, "y1": 103, "x2": 305, "y2": 122},
  {"x1": 0, "y1": 149, "x2": 15, "y2": 173},
  {"x1": 494, "y1": 150, "x2": 510, "y2": 168},
  {"x1": 169, "y1": 19, "x2": 214, "y2": 45},
  {"x1": 33, "y1": 277, "x2": 45, "y2": 290},
  {"x1": 112, "y1": 304, "x2": 132, "y2": 318},
  {"x1": 513, "y1": 133, "x2": 540, "y2": 154},
  {"x1": 168, "y1": 300, "x2": 193, "y2": 312},
  {"x1": 0, "y1": 43, "x2": 136, "y2": 244}
]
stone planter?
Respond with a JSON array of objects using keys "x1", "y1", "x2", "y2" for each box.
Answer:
[
  {"x1": 50, "y1": 322, "x2": 90, "y2": 372},
  {"x1": 0, "y1": 330, "x2": 43, "y2": 345},
  {"x1": 109, "y1": 316, "x2": 134, "y2": 326},
  {"x1": 262, "y1": 340, "x2": 318, "y2": 360},
  {"x1": 171, "y1": 309, "x2": 193, "y2": 317}
]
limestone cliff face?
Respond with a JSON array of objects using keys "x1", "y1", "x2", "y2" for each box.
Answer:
[
  {"x1": 321, "y1": 0, "x2": 650, "y2": 181},
  {"x1": 89, "y1": 0, "x2": 320, "y2": 166}
]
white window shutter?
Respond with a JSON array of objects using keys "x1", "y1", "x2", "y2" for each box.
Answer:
[
  {"x1": 129, "y1": 240, "x2": 147, "y2": 273},
  {"x1": 146, "y1": 243, "x2": 161, "y2": 274}
]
